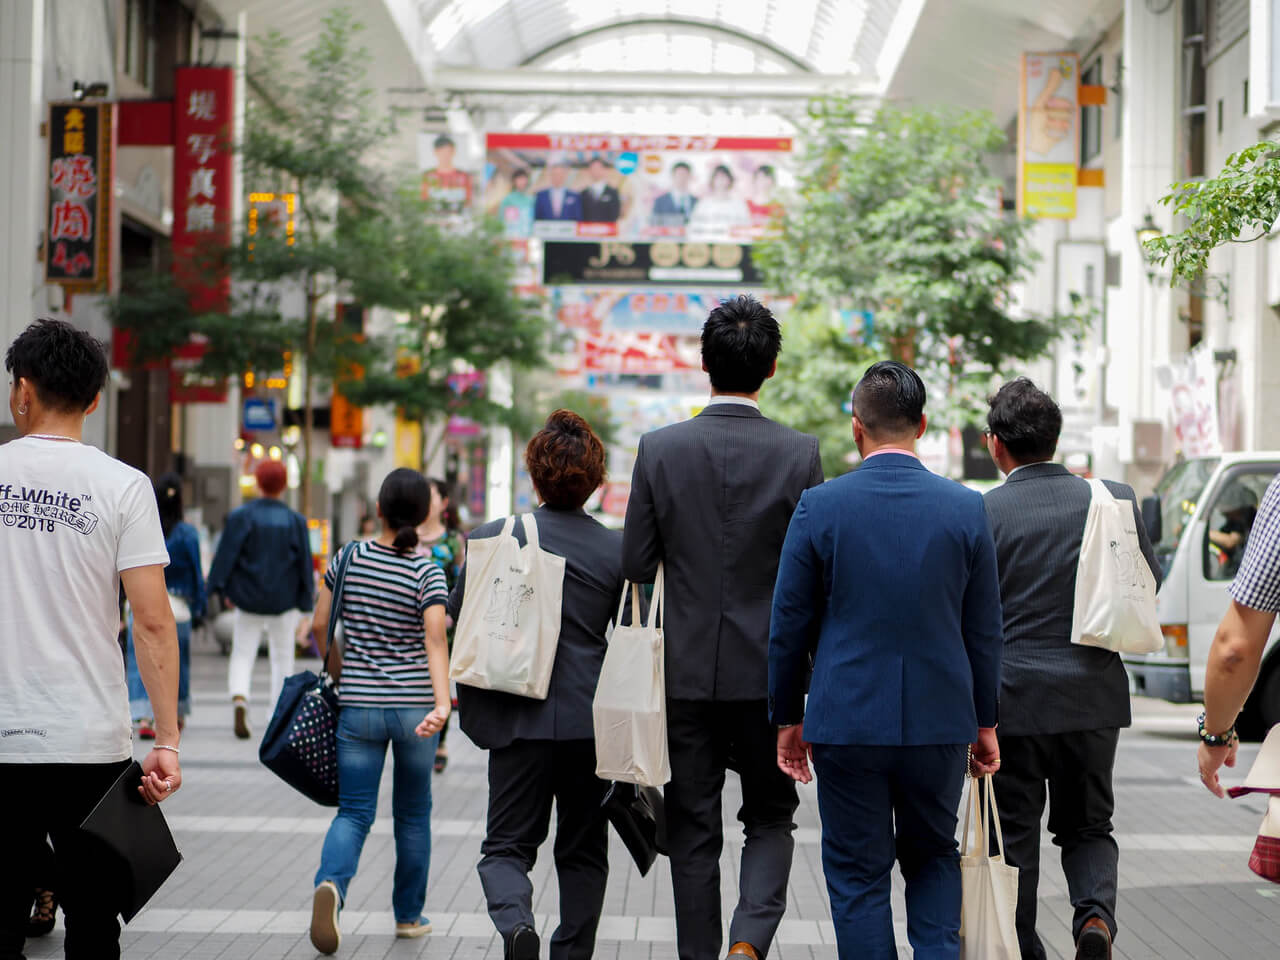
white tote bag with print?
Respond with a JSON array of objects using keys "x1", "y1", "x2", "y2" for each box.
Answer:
[
  {"x1": 1070, "y1": 479, "x2": 1163, "y2": 654},
  {"x1": 451, "y1": 514, "x2": 565, "y2": 699},
  {"x1": 960, "y1": 775, "x2": 1021, "y2": 960},
  {"x1": 594, "y1": 566, "x2": 670, "y2": 788}
]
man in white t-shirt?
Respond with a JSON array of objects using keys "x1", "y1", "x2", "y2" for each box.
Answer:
[{"x1": 0, "y1": 319, "x2": 182, "y2": 959}]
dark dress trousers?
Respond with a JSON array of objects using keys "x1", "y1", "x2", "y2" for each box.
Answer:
[
  {"x1": 770, "y1": 454, "x2": 1004, "y2": 960},
  {"x1": 983, "y1": 463, "x2": 1161, "y2": 959},
  {"x1": 622, "y1": 402, "x2": 823, "y2": 960},
  {"x1": 448, "y1": 506, "x2": 623, "y2": 960}
]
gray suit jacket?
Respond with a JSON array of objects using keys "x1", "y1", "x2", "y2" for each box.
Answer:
[
  {"x1": 983, "y1": 463, "x2": 1162, "y2": 736},
  {"x1": 622, "y1": 404, "x2": 823, "y2": 701}
]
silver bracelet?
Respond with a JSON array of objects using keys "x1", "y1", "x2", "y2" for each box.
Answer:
[{"x1": 153, "y1": 744, "x2": 180, "y2": 755}]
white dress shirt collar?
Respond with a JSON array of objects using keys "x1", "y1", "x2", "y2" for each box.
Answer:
[{"x1": 707, "y1": 395, "x2": 759, "y2": 410}]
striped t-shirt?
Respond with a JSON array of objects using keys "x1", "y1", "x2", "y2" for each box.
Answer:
[{"x1": 325, "y1": 540, "x2": 448, "y2": 708}]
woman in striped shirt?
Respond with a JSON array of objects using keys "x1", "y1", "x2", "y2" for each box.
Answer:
[{"x1": 309, "y1": 469, "x2": 450, "y2": 954}]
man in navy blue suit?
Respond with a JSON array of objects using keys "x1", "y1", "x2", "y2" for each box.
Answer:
[
  {"x1": 769, "y1": 361, "x2": 1004, "y2": 960},
  {"x1": 534, "y1": 159, "x2": 583, "y2": 222}
]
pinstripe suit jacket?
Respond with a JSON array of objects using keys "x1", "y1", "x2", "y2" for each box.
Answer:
[
  {"x1": 983, "y1": 462, "x2": 1162, "y2": 736},
  {"x1": 622, "y1": 404, "x2": 824, "y2": 701}
]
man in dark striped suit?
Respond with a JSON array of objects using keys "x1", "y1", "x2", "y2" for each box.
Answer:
[
  {"x1": 623, "y1": 294, "x2": 823, "y2": 960},
  {"x1": 982, "y1": 379, "x2": 1160, "y2": 960}
]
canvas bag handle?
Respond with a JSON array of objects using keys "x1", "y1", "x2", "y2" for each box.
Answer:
[
  {"x1": 614, "y1": 562, "x2": 665, "y2": 632},
  {"x1": 960, "y1": 774, "x2": 1007, "y2": 859}
]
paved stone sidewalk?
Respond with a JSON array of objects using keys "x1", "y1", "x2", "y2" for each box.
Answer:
[{"x1": 21, "y1": 646, "x2": 1280, "y2": 959}]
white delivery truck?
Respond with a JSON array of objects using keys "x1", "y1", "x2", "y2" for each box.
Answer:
[{"x1": 1124, "y1": 452, "x2": 1280, "y2": 738}]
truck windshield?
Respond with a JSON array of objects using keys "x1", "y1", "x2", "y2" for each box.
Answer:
[{"x1": 1153, "y1": 457, "x2": 1220, "y2": 575}]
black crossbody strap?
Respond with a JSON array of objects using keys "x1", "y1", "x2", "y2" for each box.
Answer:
[{"x1": 322, "y1": 542, "x2": 358, "y2": 678}]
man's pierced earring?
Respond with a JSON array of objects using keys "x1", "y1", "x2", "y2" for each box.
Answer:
[{"x1": 16, "y1": 405, "x2": 27, "y2": 416}]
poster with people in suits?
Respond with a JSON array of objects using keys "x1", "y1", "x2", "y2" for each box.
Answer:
[{"x1": 481, "y1": 133, "x2": 793, "y2": 241}]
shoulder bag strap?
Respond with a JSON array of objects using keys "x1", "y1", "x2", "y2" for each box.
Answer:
[
  {"x1": 522, "y1": 512, "x2": 540, "y2": 553},
  {"x1": 323, "y1": 542, "x2": 357, "y2": 677},
  {"x1": 984, "y1": 774, "x2": 1007, "y2": 858},
  {"x1": 960, "y1": 775, "x2": 976, "y2": 856},
  {"x1": 646, "y1": 563, "x2": 665, "y2": 630}
]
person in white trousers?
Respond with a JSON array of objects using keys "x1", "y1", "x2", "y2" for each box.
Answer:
[{"x1": 208, "y1": 460, "x2": 316, "y2": 739}]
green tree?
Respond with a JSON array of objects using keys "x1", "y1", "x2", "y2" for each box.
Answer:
[
  {"x1": 757, "y1": 101, "x2": 1076, "y2": 442},
  {"x1": 1143, "y1": 140, "x2": 1280, "y2": 283},
  {"x1": 110, "y1": 9, "x2": 545, "y2": 512},
  {"x1": 762, "y1": 308, "x2": 874, "y2": 477},
  {"x1": 338, "y1": 193, "x2": 548, "y2": 468}
]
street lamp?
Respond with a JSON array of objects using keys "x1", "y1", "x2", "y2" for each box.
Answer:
[{"x1": 1135, "y1": 211, "x2": 1161, "y2": 248}]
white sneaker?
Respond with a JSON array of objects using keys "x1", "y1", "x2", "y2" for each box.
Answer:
[{"x1": 310, "y1": 881, "x2": 341, "y2": 954}]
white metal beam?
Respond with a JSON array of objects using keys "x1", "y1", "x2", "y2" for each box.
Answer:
[{"x1": 428, "y1": 66, "x2": 878, "y2": 101}]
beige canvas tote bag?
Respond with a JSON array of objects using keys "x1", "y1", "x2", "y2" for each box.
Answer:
[
  {"x1": 960, "y1": 774, "x2": 1020, "y2": 960},
  {"x1": 1071, "y1": 479, "x2": 1163, "y2": 654},
  {"x1": 451, "y1": 514, "x2": 565, "y2": 699},
  {"x1": 594, "y1": 565, "x2": 670, "y2": 787}
]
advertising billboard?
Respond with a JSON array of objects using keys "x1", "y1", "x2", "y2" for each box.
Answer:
[
  {"x1": 484, "y1": 133, "x2": 792, "y2": 242},
  {"x1": 46, "y1": 102, "x2": 113, "y2": 287},
  {"x1": 543, "y1": 241, "x2": 763, "y2": 286},
  {"x1": 1018, "y1": 52, "x2": 1080, "y2": 219}
]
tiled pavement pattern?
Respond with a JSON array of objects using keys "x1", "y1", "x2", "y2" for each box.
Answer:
[{"x1": 23, "y1": 643, "x2": 1280, "y2": 960}]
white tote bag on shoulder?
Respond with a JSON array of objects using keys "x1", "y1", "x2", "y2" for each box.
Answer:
[
  {"x1": 451, "y1": 514, "x2": 565, "y2": 700},
  {"x1": 959, "y1": 775, "x2": 1020, "y2": 960},
  {"x1": 1070, "y1": 478, "x2": 1163, "y2": 655},
  {"x1": 594, "y1": 566, "x2": 670, "y2": 788}
]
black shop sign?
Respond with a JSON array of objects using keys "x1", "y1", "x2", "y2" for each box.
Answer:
[
  {"x1": 543, "y1": 241, "x2": 763, "y2": 286},
  {"x1": 45, "y1": 102, "x2": 111, "y2": 286}
]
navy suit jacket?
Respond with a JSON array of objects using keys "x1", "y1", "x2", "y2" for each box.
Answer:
[
  {"x1": 769, "y1": 453, "x2": 1003, "y2": 746},
  {"x1": 534, "y1": 188, "x2": 583, "y2": 221}
]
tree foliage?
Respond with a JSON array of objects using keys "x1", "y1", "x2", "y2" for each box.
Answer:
[
  {"x1": 108, "y1": 7, "x2": 546, "y2": 510},
  {"x1": 757, "y1": 101, "x2": 1075, "y2": 437},
  {"x1": 762, "y1": 308, "x2": 875, "y2": 477},
  {"x1": 1143, "y1": 140, "x2": 1280, "y2": 282}
]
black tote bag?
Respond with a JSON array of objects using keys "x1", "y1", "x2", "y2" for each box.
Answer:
[{"x1": 258, "y1": 543, "x2": 355, "y2": 806}]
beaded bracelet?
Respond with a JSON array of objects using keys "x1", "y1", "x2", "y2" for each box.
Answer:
[
  {"x1": 153, "y1": 744, "x2": 181, "y2": 755},
  {"x1": 1196, "y1": 712, "x2": 1237, "y2": 747}
]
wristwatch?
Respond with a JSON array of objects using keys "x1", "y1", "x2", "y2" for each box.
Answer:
[{"x1": 1197, "y1": 712, "x2": 1238, "y2": 747}]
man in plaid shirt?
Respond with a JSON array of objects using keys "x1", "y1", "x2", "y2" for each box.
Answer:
[{"x1": 1198, "y1": 475, "x2": 1280, "y2": 796}]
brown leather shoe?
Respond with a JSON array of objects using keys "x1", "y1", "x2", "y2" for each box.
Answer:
[
  {"x1": 1075, "y1": 917, "x2": 1112, "y2": 960},
  {"x1": 726, "y1": 943, "x2": 760, "y2": 960}
]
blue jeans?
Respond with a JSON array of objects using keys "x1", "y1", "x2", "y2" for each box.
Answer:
[
  {"x1": 126, "y1": 618, "x2": 192, "y2": 720},
  {"x1": 315, "y1": 706, "x2": 439, "y2": 923}
]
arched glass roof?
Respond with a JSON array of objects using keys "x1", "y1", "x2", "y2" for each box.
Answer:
[{"x1": 421, "y1": 0, "x2": 899, "y2": 75}]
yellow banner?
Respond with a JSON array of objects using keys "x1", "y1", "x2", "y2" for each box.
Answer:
[
  {"x1": 1018, "y1": 52, "x2": 1079, "y2": 219},
  {"x1": 395, "y1": 415, "x2": 422, "y2": 470}
]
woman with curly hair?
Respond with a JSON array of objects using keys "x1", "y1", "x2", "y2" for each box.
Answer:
[{"x1": 449, "y1": 410, "x2": 623, "y2": 960}]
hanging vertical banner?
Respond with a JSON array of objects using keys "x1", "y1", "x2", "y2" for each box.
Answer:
[
  {"x1": 1018, "y1": 52, "x2": 1080, "y2": 219},
  {"x1": 172, "y1": 66, "x2": 235, "y2": 402},
  {"x1": 46, "y1": 102, "x2": 114, "y2": 287}
]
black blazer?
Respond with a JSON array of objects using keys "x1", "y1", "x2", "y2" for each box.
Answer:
[
  {"x1": 622, "y1": 404, "x2": 823, "y2": 701},
  {"x1": 448, "y1": 506, "x2": 623, "y2": 750},
  {"x1": 983, "y1": 463, "x2": 1161, "y2": 736},
  {"x1": 581, "y1": 184, "x2": 621, "y2": 222}
]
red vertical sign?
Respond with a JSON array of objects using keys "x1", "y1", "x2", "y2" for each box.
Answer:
[{"x1": 171, "y1": 66, "x2": 234, "y2": 402}]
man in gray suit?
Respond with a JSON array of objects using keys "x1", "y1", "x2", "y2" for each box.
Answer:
[
  {"x1": 982, "y1": 379, "x2": 1160, "y2": 960},
  {"x1": 623, "y1": 294, "x2": 823, "y2": 960}
]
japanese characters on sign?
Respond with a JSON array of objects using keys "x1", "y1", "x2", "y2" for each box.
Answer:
[
  {"x1": 173, "y1": 67, "x2": 233, "y2": 310},
  {"x1": 46, "y1": 103, "x2": 112, "y2": 286},
  {"x1": 171, "y1": 67, "x2": 235, "y2": 403}
]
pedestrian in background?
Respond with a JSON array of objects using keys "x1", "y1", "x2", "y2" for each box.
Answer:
[
  {"x1": 0, "y1": 318, "x2": 182, "y2": 959},
  {"x1": 770, "y1": 360, "x2": 1003, "y2": 960},
  {"x1": 623, "y1": 294, "x2": 823, "y2": 960},
  {"x1": 126, "y1": 472, "x2": 207, "y2": 737},
  {"x1": 983, "y1": 379, "x2": 1160, "y2": 960},
  {"x1": 1198, "y1": 474, "x2": 1280, "y2": 796},
  {"x1": 309, "y1": 468, "x2": 451, "y2": 954},
  {"x1": 452, "y1": 411, "x2": 622, "y2": 960},
  {"x1": 417, "y1": 476, "x2": 466, "y2": 773},
  {"x1": 208, "y1": 459, "x2": 315, "y2": 739}
]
